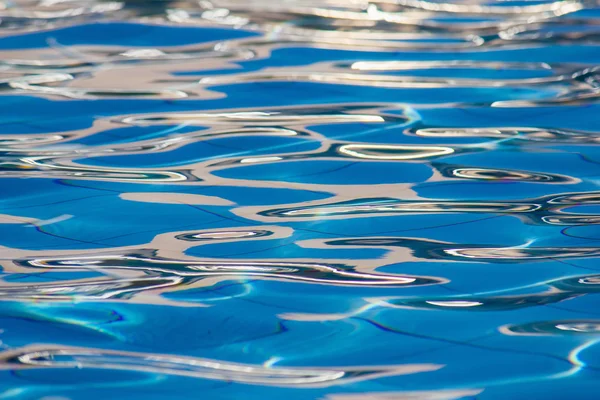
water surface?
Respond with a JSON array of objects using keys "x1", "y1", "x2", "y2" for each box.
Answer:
[{"x1": 1, "y1": 0, "x2": 600, "y2": 399}]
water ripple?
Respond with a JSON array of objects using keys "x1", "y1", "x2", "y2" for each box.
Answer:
[
  {"x1": 17, "y1": 254, "x2": 445, "y2": 287},
  {"x1": 2, "y1": 345, "x2": 440, "y2": 387}
]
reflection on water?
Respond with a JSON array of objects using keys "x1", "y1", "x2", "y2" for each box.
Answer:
[
  {"x1": 2, "y1": 345, "x2": 440, "y2": 387},
  {"x1": 1, "y1": 0, "x2": 600, "y2": 399}
]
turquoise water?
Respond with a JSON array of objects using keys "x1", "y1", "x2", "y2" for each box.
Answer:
[{"x1": 1, "y1": 0, "x2": 600, "y2": 399}]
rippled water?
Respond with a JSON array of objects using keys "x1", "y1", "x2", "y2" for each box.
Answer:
[{"x1": 1, "y1": 0, "x2": 600, "y2": 399}]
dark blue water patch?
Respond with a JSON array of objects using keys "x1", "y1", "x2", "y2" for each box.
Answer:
[
  {"x1": 0, "y1": 179, "x2": 107, "y2": 210},
  {"x1": 1, "y1": 270, "x2": 104, "y2": 283},
  {"x1": 413, "y1": 181, "x2": 588, "y2": 202},
  {"x1": 579, "y1": 340, "x2": 600, "y2": 368},
  {"x1": 369, "y1": 304, "x2": 562, "y2": 342},
  {"x1": 415, "y1": 104, "x2": 600, "y2": 132},
  {"x1": 379, "y1": 259, "x2": 580, "y2": 293},
  {"x1": 60, "y1": 180, "x2": 333, "y2": 206},
  {"x1": 205, "y1": 81, "x2": 559, "y2": 105},
  {"x1": 283, "y1": 213, "x2": 531, "y2": 245},
  {"x1": 0, "y1": 95, "x2": 406, "y2": 132},
  {"x1": 544, "y1": 144, "x2": 600, "y2": 166},
  {"x1": 0, "y1": 97, "x2": 191, "y2": 131},
  {"x1": 184, "y1": 283, "x2": 363, "y2": 312},
  {"x1": 478, "y1": 332, "x2": 598, "y2": 366},
  {"x1": 13, "y1": 367, "x2": 156, "y2": 386},
  {"x1": 481, "y1": 380, "x2": 600, "y2": 400},
  {"x1": 46, "y1": 199, "x2": 227, "y2": 243},
  {"x1": 562, "y1": 205, "x2": 600, "y2": 214},
  {"x1": 0, "y1": 303, "x2": 117, "y2": 346},
  {"x1": 175, "y1": 45, "x2": 600, "y2": 76},
  {"x1": 73, "y1": 302, "x2": 287, "y2": 355},
  {"x1": 562, "y1": 225, "x2": 600, "y2": 241},
  {"x1": 72, "y1": 125, "x2": 207, "y2": 146},
  {"x1": 184, "y1": 238, "x2": 386, "y2": 260},
  {"x1": 239, "y1": 317, "x2": 445, "y2": 365},
  {"x1": 0, "y1": 22, "x2": 259, "y2": 49},
  {"x1": 78, "y1": 136, "x2": 321, "y2": 168},
  {"x1": 0, "y1": 222, "x2": 112, "y2": 250},
  {"x1": 0, "y1": 197, "x2": 237, "y2": 249},
  {"x1": 393, "y1": 344, "x2": 571, "y2": 388},
  {"x1": 574, "y1": 8, "x2": 600, "y2": 18},
  {"x1": 213, "y1": 160, "x2": 433, "y2": 185}
]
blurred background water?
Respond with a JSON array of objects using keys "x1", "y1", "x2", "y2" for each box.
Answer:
[{"x1": 1, "y1": 0, "x2": 600, "y2": 399}]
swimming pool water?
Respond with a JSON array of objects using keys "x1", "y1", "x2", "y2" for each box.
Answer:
[{"x1": 1, "y1": 1, "x2": 600, "y2": 399}]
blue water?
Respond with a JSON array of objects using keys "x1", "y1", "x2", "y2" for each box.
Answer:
[{"x1": 1, "y1": 1, "x2": 600, "y2": 399}]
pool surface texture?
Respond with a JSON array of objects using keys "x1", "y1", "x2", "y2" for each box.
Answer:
[{"x1": 1, "y1": 1, "x2": 600, "y2": 399}]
